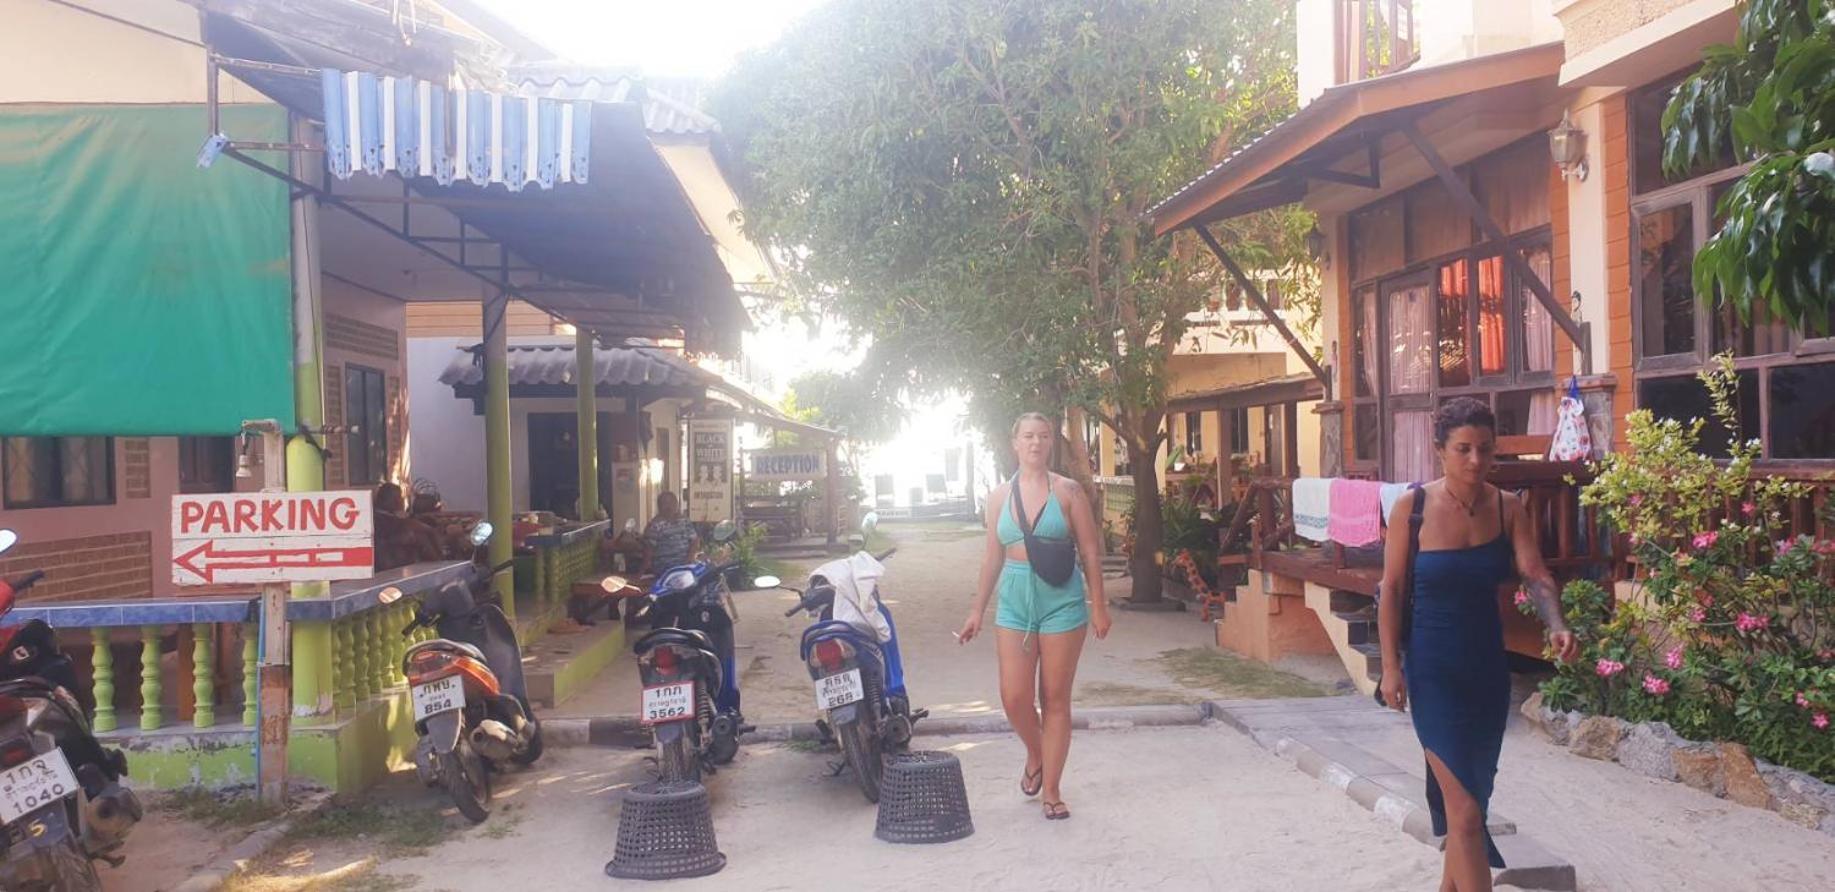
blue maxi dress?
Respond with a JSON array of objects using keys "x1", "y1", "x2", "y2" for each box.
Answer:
[{"x1": 1405, "y1": 511, "x2": 1514, "y2": 869}]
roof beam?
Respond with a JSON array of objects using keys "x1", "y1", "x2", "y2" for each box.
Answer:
[
  {"x1": 1397, "y1": 121, "x2": 1592, "y2": 374},
  {"x1": 1192, "y1": 225, "x2": 1333, "y2": 396},
  {"x1": 1303, "y1": 141, "x2": 1382, "y2": 189}
]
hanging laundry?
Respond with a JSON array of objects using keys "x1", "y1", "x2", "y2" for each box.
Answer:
[
  {"x1": 1293, "y1": 477, "x2": 1332, "y2": 543},
  {"x1": 1380, "y1": 481, "x2": 1412, "y2": 525},
  {"x1": 1328, "y1": 478, "x2": 1384, "y2": 547}
]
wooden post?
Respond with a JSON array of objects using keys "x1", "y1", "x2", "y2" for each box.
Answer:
[
  {"x1": 825, "y1": 437, "x2": 840, "y2": 548},
  {"x1": 253, "y1": 424, "x2": 292, "y2": 806}
]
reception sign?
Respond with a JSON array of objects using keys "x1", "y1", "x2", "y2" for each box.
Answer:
[{"x1": 747, "y1": 448, "x2": 826, "y2": 482}]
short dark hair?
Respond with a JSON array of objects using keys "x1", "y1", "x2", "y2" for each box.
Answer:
[{"x1": 1434, "y1": 397, "x2": 1496, "y2": 446}]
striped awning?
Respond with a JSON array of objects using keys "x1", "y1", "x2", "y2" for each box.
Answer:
[{"x1": 320, "y1": 68, "x2": 592, "y2": 191}]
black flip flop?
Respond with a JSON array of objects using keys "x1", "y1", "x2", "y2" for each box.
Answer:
[
  {"x1": 1043, "y1": 800, "x2": 1071, "y2": 820},
  {"x1": 1021, "y1": 766, "x2": 1043, "y2": 798}
]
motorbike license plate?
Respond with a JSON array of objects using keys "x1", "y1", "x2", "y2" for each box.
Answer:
[
  {"x1": 641, "y1": 682, "x2": 695, "y2": 725},
  {"x1": 411, "y1": 676, "x2": 464, "y2": 722},
  {"x1": 815, "y1": 669, "x2": 864, "y2": 711},
  {"x1": 0, "y1": 748, "x2": 78, "y2": 826}
]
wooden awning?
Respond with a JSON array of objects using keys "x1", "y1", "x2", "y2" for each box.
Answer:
[{"x1": 1167, "y1": 373, "x2": 1325, "y2": 414}]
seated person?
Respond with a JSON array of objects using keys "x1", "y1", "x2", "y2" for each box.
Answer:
[
  {"x1": 642, "y1": 492, "x2": 700, "y2": 573},
  {"x1": 373, "y1": 482, "x2": 445, "y2": 571}
]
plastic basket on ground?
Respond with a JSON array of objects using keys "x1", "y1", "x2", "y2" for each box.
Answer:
[
  {"x1": 874, "y1": 750, "x2": 975, "y2": 844},
  {"x1": 604, "y1": 780, "x2": 726, "y2": 880}
]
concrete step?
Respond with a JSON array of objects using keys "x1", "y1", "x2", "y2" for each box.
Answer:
[
  {"x1": 523, "y1": 619, "x2": 629, "y2": 709},
  {"x1": 1351, "y1": 642, "x2": 1382, "y2": 680},
  {"x1": 1493, "y1": 834, "x2": 1578, "y2": 891}
]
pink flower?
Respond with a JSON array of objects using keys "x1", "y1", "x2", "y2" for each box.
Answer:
[
  {"x1": 1595, "y1": 659, "x2": 1625, "y2": 678},
  {"x1": 1776, "y1": 538, "x2": 1797, "y2": 556},
  {"x1": 1513, "y1": 589, "x2": 1529, "y2": 607},
  {"x1": 1736, "y1": 612, "x2": 1771, "y2": 633},
  {"x1": 1629, "y1": 533, "x2": 1643, "y2": 546},
  {"x1": 1665, "y1": 647, "x2": 1685, "y2": 670},
  {"x1": 1692, "y1": 531, "x2": 1719, "y2": 549},
  {"x1": 1689, "y1": 606, "x2": 1708, "y2": 623},
  {"x1": 1816, "y1": 540, "x2": 1835, "y2": 556},
  {"x1": 1815, "y1": 713, "x2": 1830, "y2": 731},
  {"x1": 1741, "y1": 502, "x2": 1756, "y2": 517},
  {"x1": 1696, "y1": 591, "x2": 1715, "y2": 607},
  {"x1": 1643, "y1": 674, "x2": 1671, "y2": 696},
  {"x1": 1797, "y1": 692, "x2": 1812, "y2": 709},
  {"x1": 1629, "y1": 494, "x2": 1645, "y2": 507}
]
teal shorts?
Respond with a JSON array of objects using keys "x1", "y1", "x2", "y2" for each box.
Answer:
[{"x1": 995, "y1": 560, "x2": 1089, "y2": 635}]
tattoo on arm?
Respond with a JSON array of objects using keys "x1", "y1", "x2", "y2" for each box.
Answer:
[{"x1": 1524, "y1": 577, "x2": 1566, "y2": 631}]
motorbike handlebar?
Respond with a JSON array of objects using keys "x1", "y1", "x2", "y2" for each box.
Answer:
[{"x1": 873, "y1": 548, "x2": 897, "y2": 562}]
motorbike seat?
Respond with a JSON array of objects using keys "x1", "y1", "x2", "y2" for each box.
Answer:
[
  {"x1": 405, "y1": 639, "x2": 487, "y2": 664},
  {"x1": 635, "y1": 627, "x2": 718, "y2": 656},
  {"x1": 799, "y1": 620, "x2": 884, "y2": 662}
]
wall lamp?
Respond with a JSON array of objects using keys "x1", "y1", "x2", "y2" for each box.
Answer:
[{"x1": 1549, "y1": 111, "x2": 1589, "y2": 182}]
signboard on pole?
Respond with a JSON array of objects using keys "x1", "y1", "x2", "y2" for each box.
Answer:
[
  {"x1": 688, "y1": 418, "x2": 733, "y2": 524},
  {"x1": 171, "y1": 491, "x2": 375, "y2": 586},
  {"x1": 747, "y1": 448, "x2": 827, "y2": 482}
]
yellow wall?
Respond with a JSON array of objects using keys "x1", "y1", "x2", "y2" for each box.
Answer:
[{"x1": 0, "y1": 0, "x2": 268, "y2": 105}]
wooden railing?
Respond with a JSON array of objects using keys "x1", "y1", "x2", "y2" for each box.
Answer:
[
  {"x1": 1615, "y1": 461, "x2": 1835, "y2": 582},
  {"x1": 1337, "y1": 0, "x2": 1420, "y2": 84}
]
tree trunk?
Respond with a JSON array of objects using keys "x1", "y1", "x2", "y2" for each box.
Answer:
[
  {"x1": 1059, "y1": 408, "x2": 1101, "y2": 528},
  {"x1": 1126, "y1": 438, "x2": 1166, "y2": 604}
]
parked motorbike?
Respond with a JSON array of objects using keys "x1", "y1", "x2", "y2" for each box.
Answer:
[
  {"x1": 0, "y1": 530, "x2": 142, "y2": 892},
  {"x1": 380, "y1": 522, "x2": 552, "y2": 823},
  {"x1": 611, "y1": 519, "x2": 758, "y2": 783},
  {"x1": 772, "y1": 514, "x2": 925, "y2": 802}
]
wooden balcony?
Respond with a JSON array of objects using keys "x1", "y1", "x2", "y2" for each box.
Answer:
[{"x1": 1337, "y1": 0, "x2": 1421, "y2": 84}]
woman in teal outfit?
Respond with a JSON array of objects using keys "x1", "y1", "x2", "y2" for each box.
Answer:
[{"x1": 958, "y1": 413, "x2": 1111, "y2": 821}]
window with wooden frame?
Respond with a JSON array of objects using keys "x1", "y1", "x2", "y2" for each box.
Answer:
[
  {"x1": 344, "y1": 365, "x2": 389, "y2": 486},
  {"x1": 1629, "y1": 75, "x2": 1835, "y2": 461},
  {"x1": 2, "y1": 437, "x2": 114, "y2": 508},
  {"x1": 1184, "y1": 411, "x2": 1203, "y2": 457},
  {"x1": 179, "y1": 436, "x2": 237, "y2": 494},
  {"x1": 1347, "y1": 136, "x2": 1558, "y2": 481},
  {"x1": 1335, "y1": 0, "x2": 1419, "y2": 84}
]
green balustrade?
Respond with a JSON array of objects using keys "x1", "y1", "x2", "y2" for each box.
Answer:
[
  {"x1": 192, "y1": 624, "x2": 214, "y2": 728},
  {"x1": 367, "y1": 610, "x2": 388, "y2": 697},
  {"x1": 242, "y1": 624, "x2": 258, "y2": 727},
  {"x1": 139, "y1": 626, "x2": 161, "y2": 731},
  {"x1": 91, "y1": 628, "x2": 115, "y2": 733},
  {"x1": 333, "y1": 620, "x2": 355, "y2": 714}
]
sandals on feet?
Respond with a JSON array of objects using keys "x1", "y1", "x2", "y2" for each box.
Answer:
[
  {"x1": 1042, "y1": 800, "x2": 1071, "y2": 821},
  {"x1": 1020, "y1": 766, "x2": 1043, "y2": 798}
]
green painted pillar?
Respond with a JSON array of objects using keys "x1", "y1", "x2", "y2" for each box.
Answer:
[
  {"x1": 576, "y1": 326, "x2": 600, "y2": 521},
  {"x1": 242, "y1": 624, "x2": 258, "y2": 728},
  {"x1": 139, "y1": 626, "x2": 162, "y2": 731},
  {"x1": 352, "y1": 615, "x2": 373, "y2": 702},
  {"x1": 485, "y1": 291, "x2": 516, "y2": 619},
  {"x1": 333, "y1": 619, "x2": 355, "y2": 715},
  {"x1": 288, "y1": 116, "x2": 335, "y2": 717},
  {"x1": 192, "y1": 624, "x2": 215, "y2": 728}
]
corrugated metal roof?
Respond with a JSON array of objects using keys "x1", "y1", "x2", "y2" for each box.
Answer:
[
  {"x1": 438, "y1": 343, "x2": 709, "y2": 389},
  {"x1": 508, "y1": 64, "x2": 720, "y2": 136}
]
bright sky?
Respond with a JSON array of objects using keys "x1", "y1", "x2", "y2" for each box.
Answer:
[{"x1": 474, "y1": 0, "x2": 832, "y2": 77}]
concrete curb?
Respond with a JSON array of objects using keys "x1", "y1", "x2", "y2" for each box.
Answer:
[
  {"x1": 543, "y1": 703, "x2": 1212, "y2": 750},
  {"x1": 1204, "y1": 699, "x2": 1575, "y2": 892},
  {"x1": 168, "y1": 790, "x2": 334, "y2": 892}
]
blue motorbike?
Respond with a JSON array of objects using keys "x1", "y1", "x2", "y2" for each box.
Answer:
[
  {"x1": 770, "y1": 518, "x2": 925, "y2": 802},
  {"x1": 612, "y1": 521, "x2": 756, "y2": 783}
]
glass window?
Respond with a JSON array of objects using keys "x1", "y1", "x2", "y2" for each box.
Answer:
[
  {"x1": 1520, "y1": 245, "x2": 1556, "y2": 374},
  {"x1": 1637, "y1": 204, "x2": 1698, "y2": 358},
  {"x1": 1387, "y1": 282, "x2": 1434, "y2": 394},
  {"x1": 2, "y1": 437, "x2": 114, "y2": 508},
  {"x1": 1229, "y1": 408, "x2": 1251, "y2": 455},
  {"x1": 1768, "y1": 362, "x2": 1835, "y2": 460},
  {"x1": 1495, "y1": 389, "x2": 1558, "y2": 438},
  {"x1": 1639, "y1": 372, "x2": 1759, "y2": 458},
  {"x1": 1353, "y1": 286, "x2": 1379, "y2": 398},
  {"x1": 1633, "y1": 75, "x2": 1735, "y2": 195},
  {"x1": 1354, "y1": 404, "x2": 1379, "y2": 462},
  {"x1": 345, "y1": 366, "x2": 389, "y2": 486},
  {"x1": 1477, "y1": 255, "x2": 1509, "y2": 375},
  {"x1": 179, "y1": 436, "x2": 236, "y2": 495},
  {"x1": 1436, "y1": 259, "x2": 1471, "y2": 387},
  {"x1": 1391, "y1": 410, "x2": 1434, "y2": 483},
  {"x1": 1184, "y1": 411, "x2": 1203, "y2": 456}
]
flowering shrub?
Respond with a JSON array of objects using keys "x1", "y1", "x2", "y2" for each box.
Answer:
[{"x1": 1524, "y1": 356, "x2": 1835, "y2": 781}]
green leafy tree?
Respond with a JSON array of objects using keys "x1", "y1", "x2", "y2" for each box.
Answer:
[
  {"x1": 1666, "y1": 0, "x2": 1835, "y2": 332},
  {"x1": 713, "y1": 0, "x2": 1307, "y2": 601}
]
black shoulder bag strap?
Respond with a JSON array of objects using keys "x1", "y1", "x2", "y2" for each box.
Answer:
[
  {"x1": 1372, "y1": 483, "x2": 1426, "y2": 705},
  {"x1": 1010, "y1": 475, "x2": 1078, "y2": 587}
]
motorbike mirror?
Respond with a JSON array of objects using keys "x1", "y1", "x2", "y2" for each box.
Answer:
[
  {"x1": 861, "y1": 511, "x2": 879, "y2": 537},
  {"x1": 377, "y1": 586, "x2": 404, "y2": 605},
  {"x1": 468, "y1": 522, "x2": 494, "y2": 547},
  {"x1": 711, "y1": 520, "x2": 736, "y2": 543},
  {"x1": 751, "y1": 575, "x2": 781, "y2": 590},
  {"x1": 599, "y1": 575, "x2": 629, "y2": 594},
  {"x1": 0, "y1": 530, "x2": 15, "y2": 557}
]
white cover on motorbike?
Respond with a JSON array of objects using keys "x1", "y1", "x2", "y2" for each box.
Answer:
[{"x1": 809, "y1": 552, "x2": 890, "y2": 644}]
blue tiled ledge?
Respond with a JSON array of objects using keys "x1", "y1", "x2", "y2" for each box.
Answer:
[
  {"x1": 287, "y1": 561, "x2": 473, "y2": 623},
  {"x1": 522, "y1": 519, "x2": 610, "y2": 550},
  {"x1": 0, "y1": 561, "x2": 472, "y2": 629}
]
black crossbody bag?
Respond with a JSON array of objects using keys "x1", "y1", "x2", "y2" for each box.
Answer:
[
  {"x1": 1011, "y1": 477, "x2": 1079, "y2": 587},
  {"x1": 1371, "y1": 483, "x2": 1424, "y2": 706}
]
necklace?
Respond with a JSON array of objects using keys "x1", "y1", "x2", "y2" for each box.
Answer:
[{"x1": 1445, "y1": 483, "x2": 1483, "y2": 516}]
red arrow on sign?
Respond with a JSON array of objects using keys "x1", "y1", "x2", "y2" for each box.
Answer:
[{"x1": 174, "y1": 541, "x2": 375, "y2": 584}]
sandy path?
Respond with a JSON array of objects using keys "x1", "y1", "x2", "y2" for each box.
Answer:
[
  {"x1": 231, "y1": 726, "x2": 1444, "y2": 892},
  {"x1": 554, "y1": 523, "x2": 1341, "y2": 723}
]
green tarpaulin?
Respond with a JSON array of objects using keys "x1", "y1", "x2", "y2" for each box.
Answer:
[{"x1": 0, "y1": 104, "x2": 294, "y2": 436}]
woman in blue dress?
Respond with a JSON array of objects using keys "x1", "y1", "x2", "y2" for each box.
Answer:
[{"x1": 1378, "y1": 398, "x2": 1577, "y2": 892}]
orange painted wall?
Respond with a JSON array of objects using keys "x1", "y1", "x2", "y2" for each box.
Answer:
[{"x1": 1601, "y1": 95, "x2": 1635, "y2": 451}]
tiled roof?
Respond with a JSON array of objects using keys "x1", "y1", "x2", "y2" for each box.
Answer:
[
  {"x1": 508, "y1": 64, "x2": 721, "y2": 136},
  {"x1": 438, "y1": 343, "x2": 711, "y2": 389}
]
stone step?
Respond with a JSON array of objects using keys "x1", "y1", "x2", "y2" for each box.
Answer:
[
  {"x1": 1351, "y1": 642, "x2": 1383, "y2": 680},
  {"x1": 1330, "y1": 589, "x2": 1376, "y2": 613},
  {"x1": 1492, "y1": 834, "x2": 1578, "y2": 891}
]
